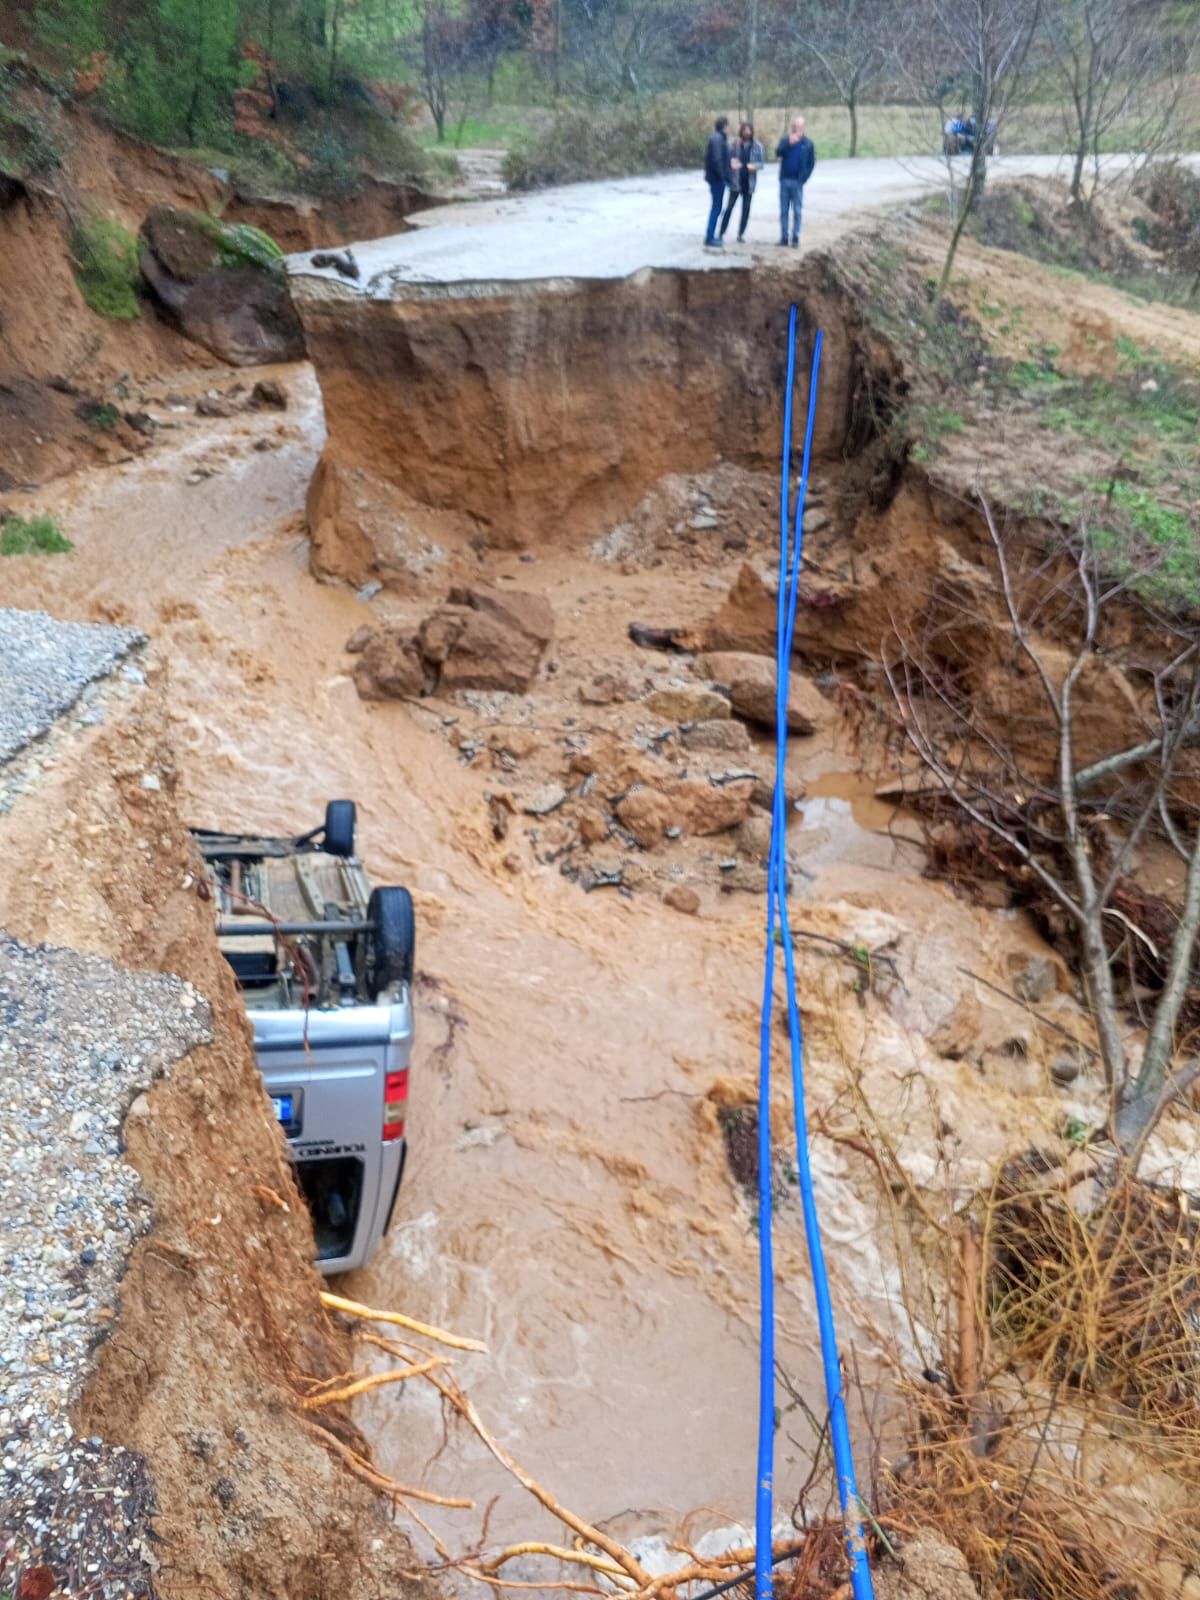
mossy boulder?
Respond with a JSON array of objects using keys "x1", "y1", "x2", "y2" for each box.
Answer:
[{"x1": 138, "y1": 205, "x2": 303, "y2": 365}]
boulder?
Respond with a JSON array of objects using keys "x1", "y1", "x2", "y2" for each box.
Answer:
[
  {"x1": 643, "y1": 683, "x2": 731, "y2": 724},
  {"x1": 249, "y1": 378, "x2": 288, "y2": 410},
  {"x1": 615, "y1": 787, "x2": 675, "y2": 848},
  {"x1": 735, "y1": 812, "x2": 774, "y2": 861},
  {"x1": 695, "y1": 651, "x2": 826, "y2": 734},
  {"x1": 751, "y1": 771, "x2": 806, "y2": 812},
  {"x1": 578, "y1": 806, "x2": 611, "y2": 844},
  {"x1": 670, "y1": 776, "x2": 755, "y2": 836},
  {"x1": 344, "y1": 625, "x2": 375, "y2": 654},
  {"x1": 138, "y1": 205, "x2": 304, "y2": 367},
  {"x1": 681, "y1": 719, "x2": 753, "y2": 755},
  {"x1": 352, "y1": 627, "x2": 425, "y2": 701},
  {"x1": 418, "y1": 585, "x2": 554, "y2": 694}
]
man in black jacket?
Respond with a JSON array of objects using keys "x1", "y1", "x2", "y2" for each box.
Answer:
[
  {"x1": 703, "y1": 116, "x2": 730, "y2": 249},
  {"x1": 775, "y1": 116, "x2": 816, "y2": 248}
]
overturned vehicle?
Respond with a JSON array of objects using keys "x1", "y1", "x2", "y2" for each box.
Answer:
[{"x1": 194, "y1": 801, "x2": 415, "y2": 1273}]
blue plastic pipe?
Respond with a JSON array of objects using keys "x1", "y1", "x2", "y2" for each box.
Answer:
[
  {"x1": 753, "y1": 303, "x2": 799, "y2": 1600},
  {"x1": 757, "y1": 316, "x2": 874, "y2": 1600}
]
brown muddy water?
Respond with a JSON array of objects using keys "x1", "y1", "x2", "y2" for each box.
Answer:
[{"x1": 2, "y1": 362, "x2": 1082, "y2": 1568}]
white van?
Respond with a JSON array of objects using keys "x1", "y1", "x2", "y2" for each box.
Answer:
[{"x1": 194, "y1": 802, "x2": 414, "y2": 1272}]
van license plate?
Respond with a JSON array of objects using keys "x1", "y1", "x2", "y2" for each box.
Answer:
[{"x1": 272, "y1": 1093, "x2": 294, "y2": 1124}]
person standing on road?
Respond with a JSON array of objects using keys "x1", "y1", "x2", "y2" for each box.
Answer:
[
  {"x1": 776, "y1": 116, "x2": 816, "y2": 248},
  {"x1": 719, "y1": 121, "x2": 765, "y2": 244},
  {"x1": 703, "y1": 116, "x2": 731, "y2": 249}
]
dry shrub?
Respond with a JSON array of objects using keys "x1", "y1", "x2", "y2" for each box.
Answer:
[
  {"x1": 879, "y1": 1157, "x2": 1200, "y2": 1600},
  {"x1": 989, "y1": 1159, "x2": 1200, "y2": 1442}
]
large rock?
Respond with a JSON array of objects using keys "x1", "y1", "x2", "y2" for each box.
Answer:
[
  {"x1": 615, "y1": 788, "x2": 675, "y2": 847},
  {"x1": 643, "y1": 683, "x2": 731, "y2": 724},
  {"x1": 417, "y1": 585, "x2": 553, "y2": 694},
  {"x1": 682, "y1": 719, "x2": 753, "y2": 755},
  {"x1": 695, "y1": 651, "x2": 827, "y2": 734},
  {"x1": 353, "y1": 627, "x2": 425, "y2": 701},
  {"x1": 351, "y1": 586, "x2": 554, "y2": 702},
  {"x1": 670, "y1": 775, "x2": 756, "y2": 835},
  {"x1": 139, "y1": 206, "x2": 304, "y2": 366}
]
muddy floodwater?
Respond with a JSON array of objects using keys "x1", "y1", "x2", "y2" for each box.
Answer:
[{"x1": 3, "y1": 363, "x2": 1017, "y2": 1563}]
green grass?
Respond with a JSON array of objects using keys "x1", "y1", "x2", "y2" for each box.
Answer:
[
  {"x1": 853, "y1": 225, "x2": 1200, "y2": 608},
  {"x1": 71, "y1": 216, "x2": 140, "y2": 320},
  {"x1": 0, "y1": 513, "x2": 73, "y2": 556},
  {"x1": 78, "y1": 401, "x2": 121, "y2": 430},
  {"x1": 415, "y1": 114, "x2": 529, "y2": 150},
  {"x1": 192, "y1": 212, "x2": 283, "y2": 273}
]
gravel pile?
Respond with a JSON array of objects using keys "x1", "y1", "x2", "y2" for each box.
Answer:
[
  {"x1": 0, "y1": 936, "x2": 213, "y2": 1598},
  {"x1": 0, "y1": 608, "x2": 144, "y2": 767}
]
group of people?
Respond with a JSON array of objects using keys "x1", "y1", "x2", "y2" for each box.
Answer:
[{"x1": 702, "y1": 115, "x2": 816, "y2": 249}]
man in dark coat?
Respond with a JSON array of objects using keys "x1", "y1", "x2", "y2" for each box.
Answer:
[
  {"x1": 775, "y1": 116, "x2": 816, "y2": 248},
  {"x1": 703, "y1": 116, "x2": 731, "y2": 249}
]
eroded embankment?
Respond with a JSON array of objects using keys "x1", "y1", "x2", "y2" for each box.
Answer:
[
  {"x1": 0, "y1": 609, "x2": 430, "y2": 1600},
  {"x1": 292, "y1": 258, "x2": 899, "y2": 582}
]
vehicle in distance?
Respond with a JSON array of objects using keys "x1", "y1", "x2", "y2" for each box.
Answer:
[{"x1": 194, "y1": 800, "x2": 415, "y2": 1273}]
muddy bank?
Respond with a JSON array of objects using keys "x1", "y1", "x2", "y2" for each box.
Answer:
[
  {"x1": 0, "y1": 79, "x2": 437, "y2": 487},
  {"x1": 0, "y1": 608, "x2": 429, "y2": 1600},
  {"x1": 291, "y1": 257, "x2": 895, "y2": 581}
]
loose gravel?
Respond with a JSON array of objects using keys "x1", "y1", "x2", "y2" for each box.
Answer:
[
  {"x1": 0, "y1": 935, "x2": 213, "y2": 1598},
  {"x1": 0, "y1": 608, "x2": 144, "y2": 767}
]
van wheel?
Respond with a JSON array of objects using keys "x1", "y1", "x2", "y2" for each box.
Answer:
[
  {"x1": 366, "y1": 887, "x2": 415, "y2": 997},
  {"x1": 324, "y1": 800, "x2": 357, "y2": 858}
]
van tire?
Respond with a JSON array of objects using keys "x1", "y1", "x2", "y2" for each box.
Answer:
[
  {"x1": 324, "y1": 800, "x2": 357, "y2": 858},
  {"x1": 366, "y1": 886, "x2": 415, "y2": 996}
]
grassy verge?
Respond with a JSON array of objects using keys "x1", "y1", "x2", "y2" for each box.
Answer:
[
  {"x1": 70, "y1": 216, "x2": 141, "y2": 320},
  {"x1": 0, "y1": 513, "x2": 73, "y2": 556},
  {"x1": 849, "y1": 225, "x2": 1200, "y2": 607}
]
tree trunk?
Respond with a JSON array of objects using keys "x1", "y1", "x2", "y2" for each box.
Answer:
[
  {"x1": 184, "y1": 10, "x2": 206, "y2": 145},
  {"x1": 1069, "y1": 140, "x2": 1087, "y2": 206},
  {"x1": 745, "y1": 0, "x2": 759, "y2": 123},
  {"x1": 935, "y1": 153, "x2": 984, "y2": 300},
  {"x1": 1122, "y1": 822, "x2": 1200, "y2": 1135},
  {"x1": 327, "y1": 0, "x2": 342, "y2": 116}
]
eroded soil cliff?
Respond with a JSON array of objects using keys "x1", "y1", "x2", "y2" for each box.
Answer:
[{"x1": 0, "y1": 617, "x2": 432, "y2": 1600}]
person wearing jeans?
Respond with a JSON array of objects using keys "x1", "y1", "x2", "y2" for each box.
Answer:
[
  {"x1": 703, "y1": 116, "x2": 731, "y2": 248},
  {"x1": 775, "y1": 116, "x2": 816, "y2": 247},
  {"x1": 719, "y1": 121, "x2": 765, "y2": 242}
]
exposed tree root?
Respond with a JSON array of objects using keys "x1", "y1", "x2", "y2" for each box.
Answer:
[
  {"x1": 301, "y1": 1355, "x2": 445, "y2": 1409},
  {"x1": 422, "y1": 1368, "x2": 654, "y2": 1587},
  {"x1": 481, "y1": 1543, "x2": 633, "y2": 1580},
  {"x1": 304, "y1": 1422, "x2": 474, "y2": 1508},
  {"x1": 319, "y1": 1289, "x2": 488, "y2": 1351}
]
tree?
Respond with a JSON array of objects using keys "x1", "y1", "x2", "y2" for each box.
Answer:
[
  {"x1": 1043, "y1": 0, "x2": 1198, "y2": 209},
  {"x1": 886, "y1": 495, "x2": 1200, "y2": 1164},
  {"x1": 895, "y1": 0, "x2": 1042, "y2": 298},
  {"x1": 408, "y1": 0, "x2": 461, "y2": 141},
  {"x1": 562, "y1": 0, "x2": 683, "y2": 98},
  {"x1": 796, "y1": 0, "x2": 887, "y2": 157},
  {"x1": 464, "y1": 0, "x2": 526, "y2": 104}
]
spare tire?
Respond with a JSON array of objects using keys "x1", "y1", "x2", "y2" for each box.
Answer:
[
  {"x1": 366, "y1": 886, "x2": 415, "y2": 997},
  {"x1": 324, "y1": 799, "x2": 356, "y2": 858}
]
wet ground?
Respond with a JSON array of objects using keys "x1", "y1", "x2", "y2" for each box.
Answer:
[{"x1": 1, "y1": 363, "x2": 937, "y2": 1559}]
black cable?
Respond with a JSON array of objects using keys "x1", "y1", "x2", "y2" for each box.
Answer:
[{"x1": 687, "y1": 1543, "x2": 806, "y2": 1600}]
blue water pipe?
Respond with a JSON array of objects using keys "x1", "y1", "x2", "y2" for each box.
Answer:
[{"x1": 756, "y1": 311, "x2": 874, "y2": 1600}]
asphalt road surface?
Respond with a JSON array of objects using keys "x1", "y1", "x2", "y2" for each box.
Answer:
[{"x1": 289, "y1": 152, "x2": 1181, "y2": 293}]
